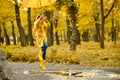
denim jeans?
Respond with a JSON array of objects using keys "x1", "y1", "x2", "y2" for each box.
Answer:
[{"x1": 41, "y1": 41, "x2": 48, "y2": 60}]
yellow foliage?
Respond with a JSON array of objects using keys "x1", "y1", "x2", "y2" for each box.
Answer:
[{"x1": 0, "y1": 42, "x2": 120, "y2": 68}]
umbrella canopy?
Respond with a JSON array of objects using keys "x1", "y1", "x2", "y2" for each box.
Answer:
[{"x1": 21, "y1": 0, "x2": 56, "y2": 8}]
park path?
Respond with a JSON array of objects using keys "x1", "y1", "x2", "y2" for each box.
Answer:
[{"x1": 9, "y1": 62, "x2": 120, "y2": 80}]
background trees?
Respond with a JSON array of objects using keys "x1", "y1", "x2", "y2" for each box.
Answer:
[{"x1": 0, "y1": 0, "x2": 14, "y2": 45}]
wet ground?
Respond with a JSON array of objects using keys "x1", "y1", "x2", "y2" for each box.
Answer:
[{"x1": 9, "y1": 62, "x2": 120, "y2": 80}]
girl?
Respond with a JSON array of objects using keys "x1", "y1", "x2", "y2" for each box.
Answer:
[{"x1": 34, "y1": 14, "x2": 50, "y2": 70}]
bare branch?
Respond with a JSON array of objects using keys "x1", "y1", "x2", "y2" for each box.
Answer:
[{"x1": 104, "y1": 0, "x2": 115, "y2": 19}]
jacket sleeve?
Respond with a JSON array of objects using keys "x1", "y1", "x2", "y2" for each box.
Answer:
[
  {"x1": 43, "y1": 20, "x2": 50, "y2": 28},
  {"x1": 33, "y1": 18, "x2": 41, "y2": 36}
]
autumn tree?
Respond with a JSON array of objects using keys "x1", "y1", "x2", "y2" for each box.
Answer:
[
  {"x1": 27, "y1": 8, "x2": 34, "y2": 46},
  {"x1": 45, "y1": 10, "x2": 54, "y2": 46},
  {"x1": 2, "y1": 22, "x2": 10, "y2": 45},
  {"x1": 0, "y1": 0, "x2": 14, "y2": 45},
  {"x1": 54, "y1": 18, "x2": 60, "y2": 45},
  {"x1": 14, "y1": 0, "x2": 26, "y2": 46},
  {"x1": 11, "y1": 21, "x2": 17, "y2": 45},
  {"x1": 109, "y1": 0, "x2": 120, "y2": 44},
  {"x1": 92, "y1": 1, "x2": 101, "y2": 42},
  {"x1": 55, "y1": 0, "x2": 79, "y2": 50},
  {"x1": 100, "y1": 0, "x2": 116, "y2": 48},
  {"x1": 66, "y1": 17, "x2": 72, "y2": 44}
]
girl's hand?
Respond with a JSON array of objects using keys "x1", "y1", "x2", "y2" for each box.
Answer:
[{"x1": 45, "y1": 20, "x2": 48, "y2": 23}]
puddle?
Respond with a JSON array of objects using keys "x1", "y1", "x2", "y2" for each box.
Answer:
[
  {"x1": 23, "y1": 70, "x2": 96, "y2": 78},
  {"x1": 49, "y1": 71, "x2": 83, "y2": 76},
  {"x1": 106, "y1": 74, "x2": 120, "y2": 78},
  {"x1": 23, "y1": 70, "x2": 43, "y2": 75}
]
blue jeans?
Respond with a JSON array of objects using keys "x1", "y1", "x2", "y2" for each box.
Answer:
[{"x1": 41, "y1": 41, "x2": 48, "y2": 60}]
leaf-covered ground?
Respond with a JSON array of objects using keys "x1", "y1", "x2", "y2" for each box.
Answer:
[{"x1": 0, "y1": 42, "x2": 120, "y2": 68}]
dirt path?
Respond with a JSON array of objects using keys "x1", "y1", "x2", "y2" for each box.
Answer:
[{"x1": 9, "y1": 62, "x2": 120, "y2": 80}]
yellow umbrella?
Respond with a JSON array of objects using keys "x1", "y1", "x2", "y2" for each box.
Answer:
[{"x1": 21, "y1": 0, "x2": 56, "y2": 8}]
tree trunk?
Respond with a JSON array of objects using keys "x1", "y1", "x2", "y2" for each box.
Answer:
[
  {"x1": 66, "y1": 19, "x2": 72, "y2": 44},
  {"x1": 94, "y1": 16, "x2": 100, "y2": 42},
  {"x1": 0, "y1": 24, "x2": 3, "y2": 45},
  {"x1": 2, "y1": 23, "x2": 10, "y2": 45},
  {"x1": 96, "y1": 24, "x2": 100, "y2": 42},
  {"x1": 76, "y1": 29, "x2": 80, "y2": 44},
  {"x1": 100, "y1": 0, "x2": 105, "y2": 49},
  {"x1": 60, "y1": 34, "x2": 63, "y2": 42},
  {"x1": 0, "y1": 25, "x2": 1, "y2": 45},
  {"x1": 111, "y1": 28, "x2": 117, "y2": 44},
  {"x1": 114, "y1": 29, "x2": 116, "y2": 44},
  {"x1": 111, "y1": 17, "x2": 115, "y2": 42},
  {"x1": 86, "y1": 29, "x2": 89, "y2": 42},
  {"x1": 70, "y1": 19, "x2": 77, "y2": 50},
  {"x1": 111, "y1": 11, "x2": 116, "y2": 44},
  {"x1": 55, "y1": 19, "x2": 60, "y2": 45},
  {"x1": 69, "y1": 0, "x2": 78, "y2": 50},
  {"x1": 27, "y1": 8, "x2": 34, "y2": 46},
  {"x1": 0, "y1": 25, "x2": 1, "y2": 38},
  {"x1": 15, "y1": 4, "x2": 26, "y2": 47},
  {"x1": 63, "y1": 31, "x2": 67, "y2": 42},
  {"x1": 82, "y1": 29, "x2": 89, "y2": 42},
  {"x1": 82, "y1": 30, "x2": 85, "y2": 41},
  {"x1": 11, "y1": 21, "x2": 16, "y2": 45},
  {"x1": 111, "y1": 27, "x2": 114, "y2": 42},
  {"x1": 45, "y1": 11, "x2": 54, "y2": 46},
  {"x1": 100, "y1": 0, "x2": 115, "y2": 48}
]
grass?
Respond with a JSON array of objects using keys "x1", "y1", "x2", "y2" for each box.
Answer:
[{"x1": 0, "y1": 42, "x2": 120, "y2": 68}]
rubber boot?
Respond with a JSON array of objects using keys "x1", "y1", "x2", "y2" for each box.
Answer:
[
  {"x1": 38, "y1": 51, "x2": 43, "y2": 61},
  {"x1": 40, "y1": 60, "x2": 47, "y2": 70}
]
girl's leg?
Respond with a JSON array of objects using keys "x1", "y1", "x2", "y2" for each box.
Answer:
[
  {"x1": 40, "y1": 41, "x2": 48, "y2": 70},
  {"x1": 41, "y1": 41, "x2": 48, "y2": 60}
]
